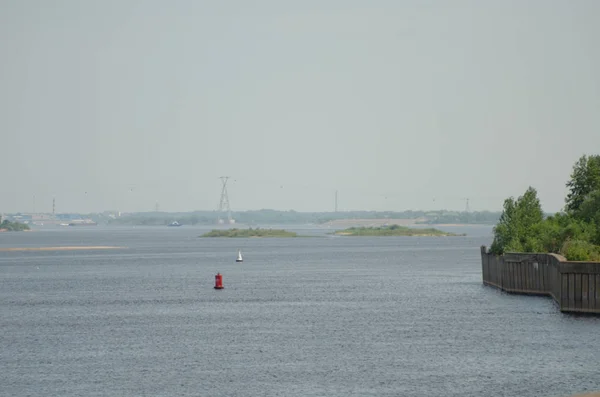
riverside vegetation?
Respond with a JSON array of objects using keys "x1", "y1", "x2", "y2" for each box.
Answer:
[
  {"x1": 333, "y1": 225, "x2": 463, "y2": 236},
  {"x1": 0, "y1": 219, "x2": 30, "y2": 232},
  {"x1": 490, "y1": 154, "x2": 600, "y2": 261},
  {"x1": 200, "y1": 228, "x2": 298, "y2": 238}
]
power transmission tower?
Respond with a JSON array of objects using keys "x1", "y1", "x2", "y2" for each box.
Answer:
[
  {"x1": 217, "y1": 176, "x2": 233, "y2": 224},
  {"x1": 52, "y1": 197, "x2": 56, "y2": 215},
  {"x1": 465, "y1": 198, "x2": 470, "y2": 213},
  {"x1": 155, "y1": 201, "x2": 160, "y2": 212},
  {"x1": 335, "y1": 190, "x2": 338, "y2": 212}
]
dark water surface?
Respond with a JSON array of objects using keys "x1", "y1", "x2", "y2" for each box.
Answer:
[{"x1": 1, "y1": 226, "x2": 599, "y2": 397}]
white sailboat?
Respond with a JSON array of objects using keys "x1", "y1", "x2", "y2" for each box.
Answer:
[{"x1": 236, "y1": 250, "x2": 243, "y2": 263}]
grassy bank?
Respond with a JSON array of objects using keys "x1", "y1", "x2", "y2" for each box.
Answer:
[
  {"x1": 332, "y1": 225, "x2": 464, "y2": 236},
  {"x1": 200, "y1": 228, "x2": 298, "y2": 238}
]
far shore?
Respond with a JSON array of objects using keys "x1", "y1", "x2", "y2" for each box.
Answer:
[
  {"x1": 321, "y1": 219, "x2": 495, "y2": 228},
  {"x1": 0, "y1": 246, "x2": 126, "y2": 252},
  {"x1": 421, "y1": 223, "x2": 495, "y2": 227}
]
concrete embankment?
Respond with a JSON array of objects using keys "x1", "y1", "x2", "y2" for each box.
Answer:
[{"x1": 481, "y1": 246, "x2": 600, "y2": 314}]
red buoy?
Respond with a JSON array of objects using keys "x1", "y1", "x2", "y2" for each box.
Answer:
[{"x1": 214, "y1": 273, "x2": 224, "y2": 289}]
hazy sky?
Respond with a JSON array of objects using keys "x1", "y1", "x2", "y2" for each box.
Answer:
[{"x1": 1, "y1": 0, "x2": 599, "y2": 214}]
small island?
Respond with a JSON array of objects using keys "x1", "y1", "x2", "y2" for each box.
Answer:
[
  {"x1": 0, "y1": 220, "x2": 30, "y2": 232},
  {"x1": 332, "y1": 225, "x2": 464, "y2": 237},
  {"x1": 200, "y1": 228, "x2": 298, "y2": 238}
]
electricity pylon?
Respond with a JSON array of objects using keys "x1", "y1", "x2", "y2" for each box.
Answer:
[{"x1": 217, "y1": 176, "x2": 233, "y2": 224}]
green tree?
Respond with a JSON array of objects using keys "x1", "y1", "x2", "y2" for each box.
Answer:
[
  {"x1": 576, "y1": 190, "x2": 600, "y2": 245},
  {"x1": 565, "y1": 154, "x2": 600, "y2": 213},
  {"x1": 490, "y1": 187, "x2": 544, "y2": 254},
  {"x1": 489, "y1": 155, "x2": 600, "y2": 260},
  {"x1": 490, "y1": 197, "x2": 518, "y2": 254},
  {"x1": 577, "y1": 189, "x2": 600, "y2": 219},
  {"x1": 531, "y1": 215, "x2": 562, "y2": 253}
]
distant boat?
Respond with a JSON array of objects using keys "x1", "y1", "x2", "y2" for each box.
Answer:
[
  {"x1": 168, "y1": 221, "x2": 181, "y2": 227},
  {"x1": 236, "y1": 250, "x2": 243, "y2": 263}
]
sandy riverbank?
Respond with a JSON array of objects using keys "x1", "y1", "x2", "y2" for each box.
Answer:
[{"x1": 0, "y1": 246, "x2": 126, "y2": 252}]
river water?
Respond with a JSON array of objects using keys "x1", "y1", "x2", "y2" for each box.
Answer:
[{"x1": 1, "y1": 225, "x2": 599, "y2": 397}]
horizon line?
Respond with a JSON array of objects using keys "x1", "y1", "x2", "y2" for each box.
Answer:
[{"x1": 5, "y1": 208, "x2": 513, "y2": 215}]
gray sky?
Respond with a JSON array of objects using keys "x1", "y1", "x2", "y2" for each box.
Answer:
[{"x1": 1, "y1": 0, "x2": 599, "y2": 214}]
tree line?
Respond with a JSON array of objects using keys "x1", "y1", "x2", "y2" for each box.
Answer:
[
  {"x1": 0, "y1": 219, "x2": 30, "y2": 231},
  {"x1": 490, "y1": 154, "x2": 600, "y2": 261}
]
